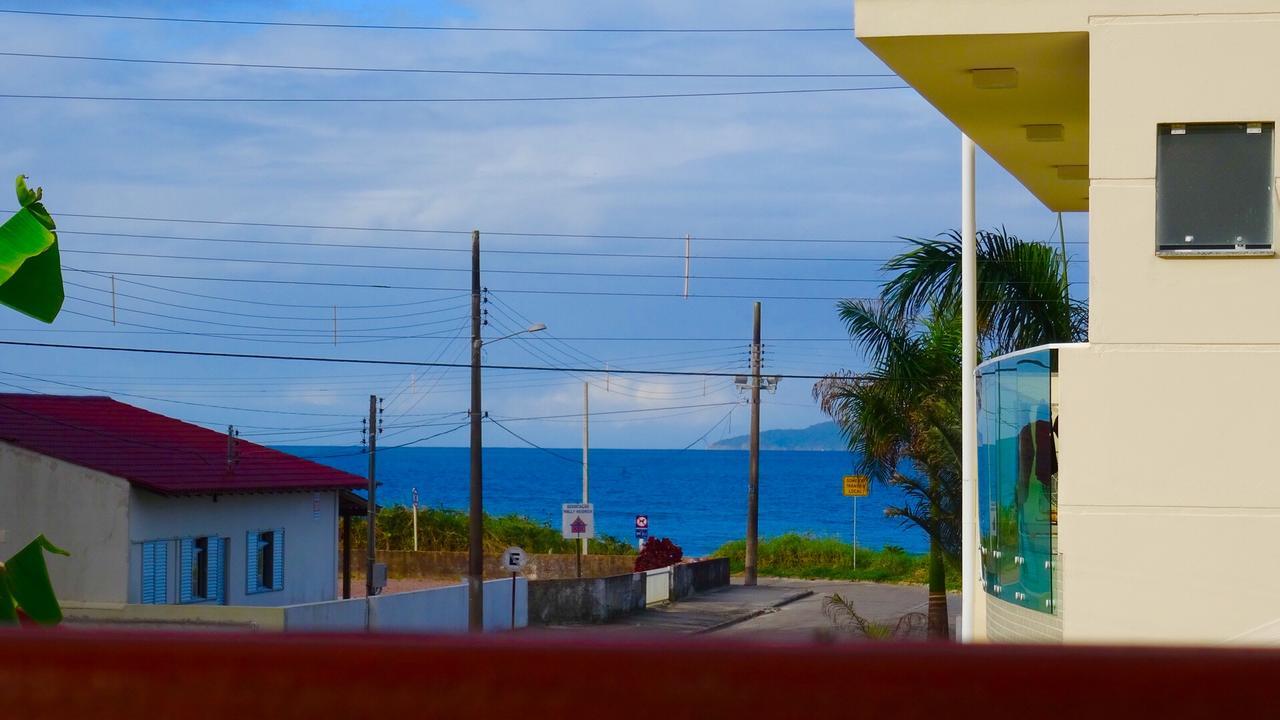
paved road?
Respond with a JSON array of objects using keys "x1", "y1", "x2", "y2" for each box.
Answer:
[
  {"x1": 543, "y1": 577, "x2": 960, "y2": 641},
  {"x1": 713, "y1": 578, "x2": 960, "y2": 643}
]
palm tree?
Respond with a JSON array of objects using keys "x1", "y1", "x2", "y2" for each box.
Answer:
[
  {"x1": 879, "y1": 228, "x2": 1086, "y2": 354},
  {"x1": 813, "y1": 300, "x2": 960, "y2": 639},
  {"x1": 815, "y1": 229, "x2": 1082, "y2": 640}
]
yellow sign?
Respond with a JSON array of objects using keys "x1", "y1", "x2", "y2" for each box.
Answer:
[{"x1": 842, "y1": 475, "x2": 870, "y2": 497}]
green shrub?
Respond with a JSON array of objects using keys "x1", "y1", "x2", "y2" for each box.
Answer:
[
  {"x1": 347, "y1": 506, "x2": 633, "y2": 555},
  {"x1": 711, "y1": 532, "x2": 954, "y2": 587}
]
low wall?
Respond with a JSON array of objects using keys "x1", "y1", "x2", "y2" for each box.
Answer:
[
  {"x1": 62, "y1": 601, "x2": 285, "y2": 631},
  {"x1": 65, "y1": 578, "x2": 527, "y2": 633},
  {"x1": 528, "y1": 573, "x2": 645, "y2": 625},
  {"x1": 672, "y1": 558, "x2": 730, "y2": 600},
  {"x1": 355, "y1": 551, "x2": 634, "y2": 580}
]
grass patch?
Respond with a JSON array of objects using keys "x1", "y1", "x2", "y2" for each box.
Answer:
[
  {"x1": 712, "y1": 533, "x2": 957, "y2": 588},
  {"x1": 349, "y1": 505, "x2": 634, "y2": 555}
]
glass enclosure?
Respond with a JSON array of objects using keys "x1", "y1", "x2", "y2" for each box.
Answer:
[{"x1": 977, "y1": 348, "x2": 1057, "y2": 614}]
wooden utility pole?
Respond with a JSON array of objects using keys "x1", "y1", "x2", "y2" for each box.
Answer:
[
  {"x1": 745, "y1": 302, "x2": 761, "y2": 586},
  {"x1": 365, "y1": 394, "x2": 378, "y2": 598},
  {"x1": 582, "y1": 382, "x2": 589, "y2": 557},
  {"x1": 468, "y1": 230, "x2": 485, "y2": 633}
]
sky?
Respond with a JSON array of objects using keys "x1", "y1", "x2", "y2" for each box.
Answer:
[{"x1": 0, "y1": 1, "x2": 1089, "y2": 449}]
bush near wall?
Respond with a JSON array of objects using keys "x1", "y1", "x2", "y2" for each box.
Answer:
[{"x1": 347, "y1": 506, "x2": 634, "y2": 555}]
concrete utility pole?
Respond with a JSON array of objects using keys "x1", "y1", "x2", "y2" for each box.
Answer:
[
  {"x1": 582, "y1": 381, "x2": 589, "y2": 557},
  {"x1": 960, "y1": 134, "x2": 978, "y2": 642},
  {"x1": 744, "y1": 302, "x2": 762, "y2": 586},
  {"x1": 366, "y1": 394, "x2": 378, "y2": 599},
  {"x1": 468, "y1": 230, "x2": 485, "y2": 633}
]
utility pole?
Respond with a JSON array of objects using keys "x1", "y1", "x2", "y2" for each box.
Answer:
[
  {"x1": 582, "y1": 382, "x2": 589, "y2": 557},
  {"x1": 744, "y1": 302, "x2": 762, "y2": 586},
  {"x1": 412, "y1": 487, "x2": 419, "y2": 552},
  {"x1": 365, "y1": 394, "x2": 378, "y2": 598},
  {"x1": 468, "y1": 229, "x2": 485, "y2": 633}
]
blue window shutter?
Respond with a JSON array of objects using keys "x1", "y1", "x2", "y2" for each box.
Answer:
[
  {"x1": 141, "y1": 542, "x2": 156, "y2": 604},
  {"x1": 207, "y1": 536, "x2": 221, "y2": 604},
  {"x1": 272, "y1": 528, "x2": 284, "y2": 591},
  {"x1": 155, "y1": 542, "x2": 168, "y2": 604},
  {"x1": 246, "y1": 531, "x2": 259, "y2": 594},
  {"x1": 142, "y1": 541, "x2": 169, "y2": 605},
  {"x1": 178, "y1": 538, "x2": 193, "y2": 604}
]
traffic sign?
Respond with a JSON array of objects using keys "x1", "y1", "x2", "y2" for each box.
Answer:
[
  {"x1": 635, "y1": 528, "x2": 649, "y2": 539},
  {"x1": 561, "y1": 503, "x2": 596, "y2": 539},
  {"x1": 635, "y1": 515, "x2": 649, "y2": 530},
  {"x1": 499, "y1": 546, "x2": 528, "y2": 573},
  {"x1": 842, "y1": 475, "x2": 870, "y2": 497}
]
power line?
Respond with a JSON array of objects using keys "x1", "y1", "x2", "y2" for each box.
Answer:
[
  {"x1": 0, "y1": 339, "x2": 841, "y2": 380},
  {"x1": 0, "y1": 85, "x2": 909, "y2": 104},
  {"x1": 64, "y1": 229, "x2": 1040, "y2": 263},
  {"x1": 0, "y1": 8, "x2": 852, "y2": 33},
  {"x1": 0, "y1": 50, "x2": 894, "y2": 80},
  {"x1": 39, "y1": 210, "x2": 1090, "y2": 246},
  {"x1": 61, "y1": 254, "x2": 1085, "y2": 289}
]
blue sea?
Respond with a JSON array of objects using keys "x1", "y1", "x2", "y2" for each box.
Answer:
[{"x1": 287, "y1": 447, "x2": 927, "y2": 557}]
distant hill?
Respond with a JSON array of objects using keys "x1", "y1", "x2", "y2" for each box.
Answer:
[{"x1": 708, "y1": 421, "x2": 847, "y2": 452}]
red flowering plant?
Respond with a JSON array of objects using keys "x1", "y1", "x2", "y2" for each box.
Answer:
[{"x1": 634, "y1": 537, "x2": 683, "y2": 572}]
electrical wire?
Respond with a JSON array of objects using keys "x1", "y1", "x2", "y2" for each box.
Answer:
[
  {"x1": 0, "y1": 85, "x2": 909, "y2": 103},
  {"x1": 0, "y1": 50, "x2": 893, "y2": 79}
]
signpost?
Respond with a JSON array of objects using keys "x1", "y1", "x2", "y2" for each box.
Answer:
[
  {"x1": 562, "y1": 503, "x2": 595, "y2": 578},
  {"x1": 499, "y1": 546, "x2": 527, "y2": 631},
  {"x1": 842, "y1": 475, "x2": 870, "y2": 569},
  {"x1": 635, "y1": 515, "x2": 649, "y2": 550}
]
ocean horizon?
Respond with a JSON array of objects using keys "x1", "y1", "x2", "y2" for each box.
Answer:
[{"x1": 287, "y1": 446, "x2": 928, "y2": 557}]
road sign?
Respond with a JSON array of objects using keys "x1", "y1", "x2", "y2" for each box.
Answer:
[
  {"x1": 561, "y1": 503, "x2": 595, "y2": 539},
  {"x1": 635, "y1": 528, "x2": 649, "y2": 539},
  {"x1": 635, "y1": 515, "x2": 649, "y2": 530},
  {"x1": 842, "y1": 475, "x2": 870, "y2": 497},
  {"x1": 499, "y1": 546, "x2": 528, "y2": 573}
]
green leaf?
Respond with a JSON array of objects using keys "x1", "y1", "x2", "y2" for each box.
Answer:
[
  {"x1": 0, "y1": 206, "x2": 63, "y2": 322},
  {"x1": 0, "y1": 566, "x2": 18, "y2": 625},
  {"x1": 3, "y1": 535, "x2": 69, "y2": 625},
  {"x1": 15, "y1": 175, "x2": 41, "y2": 208}
]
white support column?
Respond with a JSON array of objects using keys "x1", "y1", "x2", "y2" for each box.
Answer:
[{"x1": 960, "y1": 134, "x2": 978, "y2": 642}]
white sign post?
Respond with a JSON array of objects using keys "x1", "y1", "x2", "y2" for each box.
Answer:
[
  {"x1": 562, "y1": 503, "x2": 595, "y2": 578},
  {"x1": 499, "y1": 546, "x2": 527, "y2": 631}
]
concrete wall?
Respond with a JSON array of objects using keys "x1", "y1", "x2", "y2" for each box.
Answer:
[
  {"x1": 672, "y1": 558, "x2": 730, "y2": 601},
  {"x1": 283, "y1": 577, "x2": 527, "y2": 633},
  {"x1": 1089, "y1": 12, "x2": 1280, "y2": 345},
  {"x1": 354, "y1": 550, "x2": 634, "y2": 580},
  {"x1": 0, "y1": 442, "x2": 131, "y2": 604},
  {"x1": 62, "y1": 600, "x2": 284, "y2": 631},
  {"x1": 1056, "y1": 345, "x2": 1280, "y2": 644},
  {"x1": 528, "y1": 573, "x2": 646, "y2": 625},
  {"x1": 129, "y1": 489, "x2": 339, "y2": 607}
]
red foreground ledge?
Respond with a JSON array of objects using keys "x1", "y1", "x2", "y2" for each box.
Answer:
[{"x1": 2, "y1": 630, "x2": 1277, "y2": 718}]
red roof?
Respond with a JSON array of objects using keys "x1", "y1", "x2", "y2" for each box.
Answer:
[{"x1": 0, "y1": 394, "x2": 366, "y2": 495}]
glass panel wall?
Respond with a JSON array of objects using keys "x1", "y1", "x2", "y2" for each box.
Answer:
[{"x1": 976, "y1": 348, "x2": 1057, "y2": 614}]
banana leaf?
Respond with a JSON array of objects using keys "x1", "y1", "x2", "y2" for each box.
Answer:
[
  {"x1": 0, "y1": 176, "x2": 63, "y2": 323},
  {"x1": 0, "y1": 534, "x2": 70, "y2": 625}
]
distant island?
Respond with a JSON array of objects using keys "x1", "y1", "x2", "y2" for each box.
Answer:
[{"x1": 708, "y1": 421, "x2": 847, "y2": 452}]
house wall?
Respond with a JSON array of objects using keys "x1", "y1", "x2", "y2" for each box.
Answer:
[
  {"x1": 1089, "y1": 12, "x2": 1280, "y2": 344},
  {"x1": 128, "y1": 489, "x2": 339, "y2": 607},
  {"x1": 1055, "y1": 345, "x2": 1280, "y2": 644},
  {"x1": 0, "y1": 442, "x2": 131, "y2": 603}
]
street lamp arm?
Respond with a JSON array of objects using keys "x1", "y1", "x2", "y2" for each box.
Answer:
[{"x1": 480, "y1": 323, "x2": 547, "y2": 347}]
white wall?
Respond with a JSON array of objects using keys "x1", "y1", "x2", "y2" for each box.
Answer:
[
  {"x1": 128, "y1": 489, "x2": 339, "y2": 607},
  {"x1": 283, "y1": 577, "x2": 528, "y2": 633},
  {"x1": 0, "y1": 442, "x2": 131, "y2": 603}
]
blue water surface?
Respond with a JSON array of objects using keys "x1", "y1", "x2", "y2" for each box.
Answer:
[{"x1": 286, "y1": 446, "x2": 927, "y2": 557}]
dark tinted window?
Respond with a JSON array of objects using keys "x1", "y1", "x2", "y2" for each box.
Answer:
[{"x1": 1157, "y1": 123, "x2": 1274, "y2": 250}]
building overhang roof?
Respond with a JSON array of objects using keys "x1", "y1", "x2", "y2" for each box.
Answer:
[{"x1": 858, "y1": 29, "x2": 1089, "y2": 212}]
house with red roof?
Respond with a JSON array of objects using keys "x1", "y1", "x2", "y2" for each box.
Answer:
[{"x1": 0, "y1": 394, "x2": 367, "y2": 608}]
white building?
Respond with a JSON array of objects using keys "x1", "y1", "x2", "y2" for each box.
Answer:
[{"x1": 0, "y1": 394, "x2": 366, "y2": 608}]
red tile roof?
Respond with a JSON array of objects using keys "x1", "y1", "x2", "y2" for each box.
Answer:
[{"x1": 0, "y1": 394, "x2": 366, "y2": 495}]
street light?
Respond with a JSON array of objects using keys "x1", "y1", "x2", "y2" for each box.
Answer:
[{"x1": 468, "y1": 320, "x2": 546, "y2": 632}]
